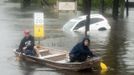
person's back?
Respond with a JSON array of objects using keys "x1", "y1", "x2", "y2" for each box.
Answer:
[{"x1": 69, "y1": 38, "x2": 95, "y2": 62}]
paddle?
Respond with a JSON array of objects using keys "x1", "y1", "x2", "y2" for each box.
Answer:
[
  {"x1": 100, "y1": 62, "x2": 108, "y2": 70},
  {"x1": 100, "y1": 60, "x2": 108, "y2": 73}
]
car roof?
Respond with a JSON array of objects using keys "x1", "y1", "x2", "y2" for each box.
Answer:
[{"x1": 70, "y1": 14, "x2": 106, "y2": 22}]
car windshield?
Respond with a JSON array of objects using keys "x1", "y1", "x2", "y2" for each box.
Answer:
[
  {"x1": 90, "y1": 18, "x2": 104, "y2": 24},
  {"x1": 74, "y1": 20, "x2": 85, "y2": 30},
  {"x1": 64, "y1": 20, "x2": 77, "y2": 30},
  {"x1": 73, "y1": 18, "x2": 104, "y2": 30}
]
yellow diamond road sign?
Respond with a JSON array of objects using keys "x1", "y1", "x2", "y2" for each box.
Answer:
[{"x1": 34, "y1": 13, "x2": 45, "y2": 38}]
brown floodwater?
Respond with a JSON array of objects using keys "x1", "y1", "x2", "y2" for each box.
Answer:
[{"x1": 0, "y1": 0, "x2": 134, "y2": 75}]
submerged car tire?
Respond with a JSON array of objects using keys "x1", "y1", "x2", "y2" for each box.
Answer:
[{"x1": 98, "y1": 27, "x2": 107, "y2": 31}]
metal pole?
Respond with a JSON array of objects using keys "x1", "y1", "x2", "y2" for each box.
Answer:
[
  {"x1": 38, "y1": 38, "x2": 40, "y2": 45},
  {"x1": 126, "y1": 0, "x2": 129, "y2": 17},
  {"x1": 85, "y1": 0, "x2": 91, "y2": 37}
]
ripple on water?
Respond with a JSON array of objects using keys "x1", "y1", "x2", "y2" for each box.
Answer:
[
  {"x1": 122, "y1": 40, "x2": 134, "y2": 73},
  {"x1": 7, "y1": 55, "x2": 58, "y2": 72}
]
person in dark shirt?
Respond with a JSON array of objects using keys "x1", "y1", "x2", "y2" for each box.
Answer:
[
  {"x1": 69, "y1": 37, "x2": 95, "y2": 62},
  {"x1": 18, "y1": 30, "x2": 35, "y2": 56}
]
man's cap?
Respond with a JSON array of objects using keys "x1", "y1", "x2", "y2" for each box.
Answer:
[{"x1": 24, "y1": 30, "x2": 30, "y2": 35}]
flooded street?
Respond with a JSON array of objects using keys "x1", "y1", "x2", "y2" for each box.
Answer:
[{"x1": 0, "y1": 0, "x2": 134, "y2": 75}]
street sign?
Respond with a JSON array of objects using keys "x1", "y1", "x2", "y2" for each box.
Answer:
[
  {"x1": 34, "y1": 12, "x2": 45, "y2": 38},
  {"x1": 58, "y1": 2, "x2": 76, "y2": 11}
]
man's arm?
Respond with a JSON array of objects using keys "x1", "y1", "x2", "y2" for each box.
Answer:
[{"x1": 18, "y1": 39, "x2": 24, "y2": 52}]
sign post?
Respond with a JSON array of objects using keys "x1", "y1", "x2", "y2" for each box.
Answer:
[
  {"x1": 34, "y1": 12, "x2": 45, "y2": 45},
  {"x1": 58, "y1": 1, "x2": 77, "y2": 12}
]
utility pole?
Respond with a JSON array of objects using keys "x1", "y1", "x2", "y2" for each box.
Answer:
[
  {"x1": 83, "y1": 0, "x2": 91, "y2": 37},
  {"x1": 120, "y1": 0, "x2": 125, "y2": 18},
  {"x1": 100, "y1": 0, "x2": 104, "y2": 14},
  {"x1": 126, "y1": 0, "x2": 129, "y2": 17},
  {"x1": 113, "y1": 0, "x2": 119, "y2": 19}
]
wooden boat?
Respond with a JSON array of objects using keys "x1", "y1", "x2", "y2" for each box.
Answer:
[{"x1": 14, "y1": 46, "x2": 101, "y2": 71}]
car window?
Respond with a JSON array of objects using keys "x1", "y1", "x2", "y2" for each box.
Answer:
[
  {"x1": 64, "y1": 21, "x2": 77, "y2": 30},
  {"x1": 74, "y1": 20, "x2": 85, "y2": 30},
  {"x1": 90, "y1": 18, "x2": 104, "y2": 24},
  {"x1": 73, "y1": 18, "x2": 104, "y2": 30}
]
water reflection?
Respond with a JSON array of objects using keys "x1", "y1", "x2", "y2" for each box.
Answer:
[
  {"x1": 104, "y1": 19, "x2": 128, "y2": 75},
  {"x1": 19, "y1": 61, "x2": 35, "y2": 75},
  {"x1": 122, "y1": 11, "x2": 134, "y2": 74}
]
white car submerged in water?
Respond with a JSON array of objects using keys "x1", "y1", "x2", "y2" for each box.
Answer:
[{"x1": 63, "y1": 14, "x2": 111, "y2": 32}]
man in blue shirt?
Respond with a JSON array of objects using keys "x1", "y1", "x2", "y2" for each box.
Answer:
[{"x1": 69, "y1": 37, "x2": 95, "y2": 62}]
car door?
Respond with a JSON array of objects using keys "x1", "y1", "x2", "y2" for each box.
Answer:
[{"x1": 90, "y1": 18, "x2": 104, "y2": 30}]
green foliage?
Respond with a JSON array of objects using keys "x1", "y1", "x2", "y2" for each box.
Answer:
[
  {"x1": 32, "y1": 0, "x2": 39, "y2": 3},
  {"x1": 9, "y1": 0, "x2": 21, "y2": 2},
  {"x1": 104, "y1": 0, "x2": 113, "y2": 8},
  {"x1": 77, "y1": 0, "x2": 83, "y2": 10},
  {"x1": 47, "y1": 0, "x2": 57, "y2": 5},
  {"x1": 92, "y1": 0, "x2": 100, "y2": 9},
  {"x1": 77, "y1": 0, "x2": 113, "y2": 10},
  {"x1": 19, "y1": 0, "x2": 125, "y2": 10},
  {"x1": 78, "y1": 0, "x2": 83, "y2": 5}
]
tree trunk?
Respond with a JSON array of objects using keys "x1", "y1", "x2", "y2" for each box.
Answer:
[
  {"x1": 83, "y1": 0, "x2": 91, "y2": 37},
  {"x1": 120, "y1": 0, "x2": 125, "y2": 18},
  {"x1": 113, "y1": 0, "x2": 119, "y2": 19},
  {"x1": 126, "y1": 0, "x2": 129, "y2": 17},
  {"x1": 100, "y1": 0, "x2": 105, "y2": 14}
]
